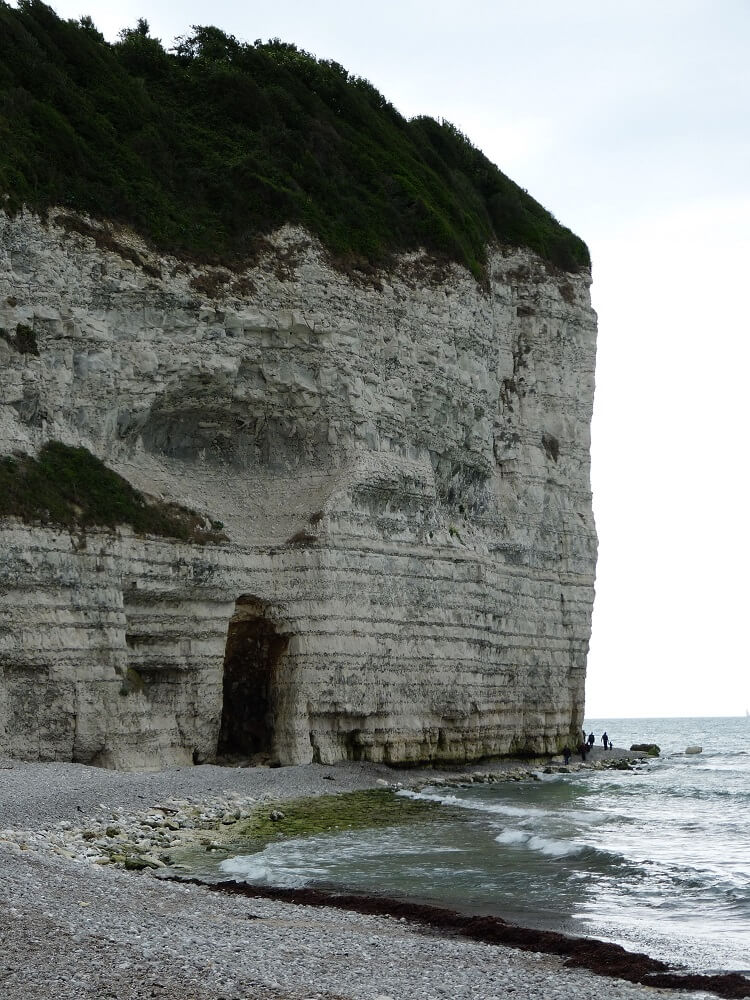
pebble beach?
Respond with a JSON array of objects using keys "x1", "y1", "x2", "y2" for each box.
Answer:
[{"x1": 0, "y1": 752, "x2": 722, "y2": 1000}]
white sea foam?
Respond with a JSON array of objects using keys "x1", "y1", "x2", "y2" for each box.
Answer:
[
  {"x1": 398, "y1": 788, "x2": 537, "y2": 818},
  {"x1": 219, "y1": 853, "x2": 311, "y2": 887},
  {"x1": 494, "y1": 827, "x2": 582, "y2": 857},
  {"x1": 494, "y1": 828, "x2": 528, "y2": 846},
  {"x1": 526, "y1": 834, "x2": 582, "y2": 858}
]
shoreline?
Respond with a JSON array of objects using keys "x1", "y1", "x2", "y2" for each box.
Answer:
[
  {"x1": 175, "y1": 879, "x2": 750, "y2": 1000},
  {"x1": 2, "y1": 751, "x2": 746, "y2": 1000}
]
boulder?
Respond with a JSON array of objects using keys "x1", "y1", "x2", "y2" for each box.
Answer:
[{"x1": 629, "y1": 743, "x2": 660, "y2": 756}]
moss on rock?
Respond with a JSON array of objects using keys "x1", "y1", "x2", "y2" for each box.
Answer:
[{"x1": 0, "y1": 441, "x2": 226, "y2": 542}]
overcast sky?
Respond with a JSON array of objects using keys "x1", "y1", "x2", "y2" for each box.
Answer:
[{"x1": 15, "y1": 1, "x2": 750, "y2": 718}]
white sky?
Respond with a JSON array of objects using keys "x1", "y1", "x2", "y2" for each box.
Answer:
[{"x1": 13, "y1": 1, "x2": 750, "y2": 717}]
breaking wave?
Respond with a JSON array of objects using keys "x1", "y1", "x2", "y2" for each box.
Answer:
[
  {"x1": 220, "y1": 852, "x2": 313, "y2": 887},
  {"x1": 494, "y1": 827, "x2": 583, "y2": 857},
  {"x1": 397, "y1": 788, "x2": 539, "y2": 818}
]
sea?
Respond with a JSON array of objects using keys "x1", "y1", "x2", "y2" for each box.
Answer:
[{"x1": 216, "y1": 717, "x2": 750, "y2": 975}]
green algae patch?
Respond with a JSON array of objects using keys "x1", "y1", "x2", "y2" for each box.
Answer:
[
  {"x1": 234, "y1": 789, "x2": 439, "y2": 849},
  {"x1": 158, "y1": 789, "x2": 446, "y2": 878}
]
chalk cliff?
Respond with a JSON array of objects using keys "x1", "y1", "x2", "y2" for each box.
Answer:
[{"x1": 0, "y1": 209, "x2": 597, "y2": 767}]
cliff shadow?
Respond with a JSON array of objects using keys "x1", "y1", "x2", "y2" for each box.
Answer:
[{"x1": 218, "y1": 596, "x2": 289, "y2": 761}]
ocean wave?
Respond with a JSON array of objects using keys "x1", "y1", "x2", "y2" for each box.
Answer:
[
  {"x1": 218, "y1": 826, "x2": 472, "y2": 888},
  {"x1": 631, "y1": 784, "x2": 750, "y2": 804},
  {"x1": 494, "y1": 827, "x2": 584, "y2": 857},
  {"x1": 397, "y1": 788, "x2": 539, "y2": 818},
  {"x1": 219, "y1": 853, "x2": 314, "y2": 887}
]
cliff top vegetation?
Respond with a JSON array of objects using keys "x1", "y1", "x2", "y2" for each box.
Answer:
[{"x1": 0, "y1": 1, "x2": 589, "y2": 278}]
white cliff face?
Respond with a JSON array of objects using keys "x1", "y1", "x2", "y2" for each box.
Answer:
[{"x1": 0, "y1": 210, "x2": 597, "y2": 767}]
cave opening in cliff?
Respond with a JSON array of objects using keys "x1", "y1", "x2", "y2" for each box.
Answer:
[{"x1": 218, "y1": 598, "x2": 288, "y2": 759}]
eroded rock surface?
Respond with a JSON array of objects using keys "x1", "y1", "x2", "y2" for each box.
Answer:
[{"x1": 0, "y1": 210, "x2": 597, "y2": 767}]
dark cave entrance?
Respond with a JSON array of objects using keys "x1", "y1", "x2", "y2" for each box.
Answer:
[{"x1": 218, "y1": 598, "x2": 288, "y2": 758}]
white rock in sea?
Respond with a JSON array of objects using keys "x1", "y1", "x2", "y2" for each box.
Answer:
[
  {"x1": 685, "y1": 745, "x2": 703, "y2": 754},
  {"x1": 0, "y1": 211, "x2": 597, "y2": 768}
]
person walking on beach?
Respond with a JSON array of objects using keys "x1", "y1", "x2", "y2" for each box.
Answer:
[
  {"x1": 602, "y1": 732, "x2": 609, "y2": 750},
  {"x1": 562, "y1": 745, "x2": 571, "y2": 765},
  {"x1": 587, "y1": 732, "x2": 595, "y2": 749},
  {"x1": 578, "y1": 741, "x2": 588, "y2": 761}
]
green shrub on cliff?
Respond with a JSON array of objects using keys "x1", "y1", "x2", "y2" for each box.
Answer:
[
  {"x1": 0, "y1": 1, "x2": 588, "y2": 277},
  {"x1": 0, "y1": 441, "x2": 225, "y2": 541}
]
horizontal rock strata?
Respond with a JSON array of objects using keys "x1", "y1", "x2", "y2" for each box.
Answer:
[{"x1": 0, "y1": 210, "x2": 597, "y2": 767}]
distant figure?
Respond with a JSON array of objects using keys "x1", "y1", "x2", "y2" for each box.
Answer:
[
  {"x1": 587, "y1": 732, "x2": 595, "y2": 748},
  {"x1": 602, "y1": 731, "x2": 609, "y2": 750},
  {"x1": 578, "y1": 742, "x2": 588, "y2": 761},
  {"x1": 562, "y1": 745, "x2": 571, "y2": 765}
]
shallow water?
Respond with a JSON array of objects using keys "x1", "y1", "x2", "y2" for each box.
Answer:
[{"x1": 216, "y1": 717, "x2": 750, "y2": 974}]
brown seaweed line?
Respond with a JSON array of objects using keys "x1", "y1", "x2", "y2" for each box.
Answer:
[{"x1": 163, "y1": 878, "x2": 750, "y2": 999}]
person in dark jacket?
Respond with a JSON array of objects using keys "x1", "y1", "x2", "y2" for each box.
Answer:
[{"x1": 602, "y1": 731, "x2": 609, "y2": 749}]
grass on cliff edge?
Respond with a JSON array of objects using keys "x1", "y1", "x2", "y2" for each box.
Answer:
[
  {"x1": 0, "y1": 3, "x2": 589, "y2": 279},
  {"x1": 0, "y1": 441, "x2": 225, "y2": 542}
]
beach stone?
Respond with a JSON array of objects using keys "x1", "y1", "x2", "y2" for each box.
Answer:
[{"x1": 123, "y1": 856, "x2": 158, "y2": 871}]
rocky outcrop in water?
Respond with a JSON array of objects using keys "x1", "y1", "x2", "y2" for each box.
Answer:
[{"x1": 0, "y1": 210, "x2": 597, "y2": 767}]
